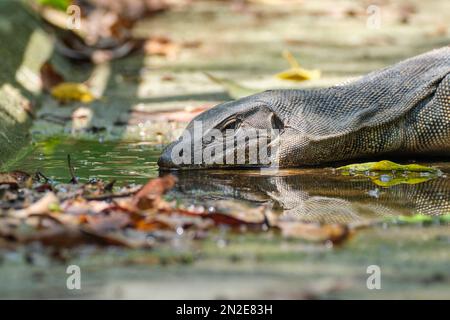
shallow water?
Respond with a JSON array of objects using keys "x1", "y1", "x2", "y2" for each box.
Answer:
[
  {"x1": 8, "y1": 138, "x2": 162, "y2": 185},
  {"x1": 7, "y1": 138, "x2": 450, "y2": 224}
]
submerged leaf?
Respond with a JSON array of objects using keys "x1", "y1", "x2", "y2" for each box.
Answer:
[
  {"x1": 276, "y1": 50, "x2": 321, "y2": 82},
  {"x1": 51, "y1": 82, "x2": 95, "y2": 103},
  {"x1": 369, "y1": 175, "x2": 436, "y2": 187}
]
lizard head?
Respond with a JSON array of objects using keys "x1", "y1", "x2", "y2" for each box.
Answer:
[{"x1": 158, "y1": 92, "x2": 294, "y2": 170}]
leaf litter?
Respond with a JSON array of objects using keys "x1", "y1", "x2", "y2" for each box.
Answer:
[{"x1": 1, "y1": 157, "x2": 448, "y2": 253}]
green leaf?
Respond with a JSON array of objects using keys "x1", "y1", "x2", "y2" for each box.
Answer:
[
  {"x1": 37, "y1": 0, "x2": 71, "y2": 11},
  {"x1": 337, "y1": 160, "x2": 440, "y2": 173},
  {"x1": 337, "y1": 160, "x2": 442, "y2": 187}
]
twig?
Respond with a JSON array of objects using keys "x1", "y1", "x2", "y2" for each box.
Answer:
[
  {"x1": 104, "y1": 179, "x2": 117, "y2": 192},
  {"x1": 35, "y1": 171, "x2": 50, "y2": 183},
  {"x1": 67, "y1": 154, "x2": 78, "y2": 184}
]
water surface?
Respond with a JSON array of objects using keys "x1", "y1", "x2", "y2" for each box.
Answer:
[
  {"x1": 8, "y1": 138, "x2": 450, "y2": 224},
  {"x1": 8, "y1": 138, "x2": 162, "y2": 185}
]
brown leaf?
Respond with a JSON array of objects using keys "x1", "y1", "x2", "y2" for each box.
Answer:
[
  {"x1": 169, "y1": 208, "x2": 265, "y2": 229},
  {"x1": 277, "y1": 221, "x2": 351, "y2": 244},
  {"x1": 136, "y1": 218, "x2": 173, "y2": 231},
  {"x1": 144, "y1": 36, "x2": 180, "y2": 59},
  {"x1": 0, "y1": 171, "x2": 32, "y2": 188},
  {"x1": 134, "y1": 175, "x2": 177, "y2": 210},
  {"x1": 40, "y1": 62, "x2": 64, "y2": 92},
  {"x1": 13, "y1": 192, "x2": 60, "y2": 219},
  {"x1": 24, "y1": 225, "x2": 87, "y2": 248},
  {"x1": 204, "y1": 212, "x2": 263, "y2": 227},
  {"x1": 80, "y1": 227, "x2": 149, "y2": 248}
]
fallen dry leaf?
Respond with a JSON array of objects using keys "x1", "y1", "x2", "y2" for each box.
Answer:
[
  {"x1": 13, "y1": 192, "x2": 60, "y2": 219},
  {"x1": 276, "y1": 50, "x2": 321, "y2": 82},
  {"x1": 0, "y1": 171, "x2": 32, "y2": 188},
  {"x1": 0, "y1": 171, "x2": 368, "y2": 250},
  {"x1": 84, "y1": 212, "x2": 131, "y2": 233},
  {"x1": 277, "y1": 221, "x2": 350, "y2": 244},
  {"x1": 133, "y1": 175, "x2": 177, "y2": 210},
  {"x1": 51, "y1": 82, "x2": 95, "y2": 103},
  {"x1": 144, "y1": 36, "x2": 180, "y2": 59},
  {"x1": 40, "y1": 62, "x2": 64, "y2": 92},
  {"x1": 169, "y1": 208, "x2": 266, "y2": 229}
]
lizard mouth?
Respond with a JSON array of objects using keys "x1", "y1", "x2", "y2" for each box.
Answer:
[{"x1": 158, "y1": 131, "x2": 281, "y2": 170}]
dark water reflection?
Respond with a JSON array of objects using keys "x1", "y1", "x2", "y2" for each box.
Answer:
[
  {"x1": 168, "y1": 166, "x2": 450, "y2": 224},
  {"x1": 8, "y1": 139, "x2": 450, "y2": 224}
]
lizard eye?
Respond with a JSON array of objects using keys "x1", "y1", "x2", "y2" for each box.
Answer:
[{"x1": 221, "y1": 118, "x2": 242, "y2": 131}]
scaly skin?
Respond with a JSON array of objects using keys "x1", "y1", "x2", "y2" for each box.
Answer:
[{"x1": 159, "y1": 47, "x2": 450, "y2": 169}]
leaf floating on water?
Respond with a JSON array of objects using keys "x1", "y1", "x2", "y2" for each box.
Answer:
[
  {"x1": 337, "y1": 160, "x2": 440, "y2": 173},
  {"x1": 276, "y1": 50, "x2": 321, "y2": 82},
  {"x1": 204, "y1": 73, "x2": 260, "y2": 99},
  {"x1": 51, "y1": 82, "x2": 95, "y2": 103},
  {"x1": 337, "y1": 160, "x2": 441, "y2": 187}
]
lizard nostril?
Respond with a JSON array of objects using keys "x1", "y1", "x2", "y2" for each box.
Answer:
[{"x1": 158, "y1": 144, "x2": 176, "y2": 168}]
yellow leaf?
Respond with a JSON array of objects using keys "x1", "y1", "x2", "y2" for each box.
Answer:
[
  {"x1": 369, "y1": 175, "x2": 435, "y2": 187},
  {"x1": 337, "y1": 160, "x2": 442, "y2": 187},
  {"x1": 276, "y1": 50, "x2": 321, "y2": 82},
  {"x1": 337, "y1": 160, "x2": 440, "y2": 173},
  {"x1": 51, "y1": 82, "x2": 95, "y2": 103}
]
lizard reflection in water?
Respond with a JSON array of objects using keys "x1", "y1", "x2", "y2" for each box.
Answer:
[{"x1": 165, "y1": 167, "x2": 450, "y2": 224}]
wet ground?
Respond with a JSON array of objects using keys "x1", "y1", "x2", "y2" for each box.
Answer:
[
  {"x1": 0, "y1": 0, "x2": 449, "y2": 299},
  {"x1": 9, "y1": 139, "x2": 450, "y2": 226},
  {"x1": 1, "y1": 139, "x2": 449, "y2": 299}
]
